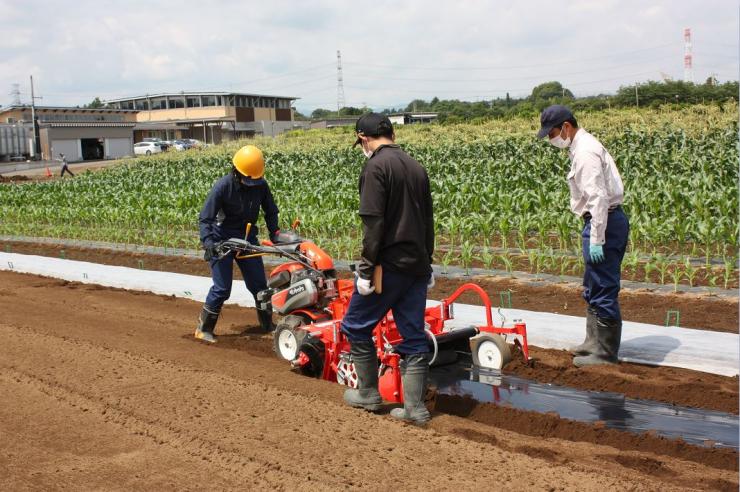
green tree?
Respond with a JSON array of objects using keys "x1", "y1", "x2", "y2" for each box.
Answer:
[
  {"x1": 84, "y1": 97, "x2": 104, "y2": 109},
  {"x1": 530, "y1": 81, "x2": 574, "y2": 101},
  {"x1": 311, "y1": 108, "x2": 333, "y2": 119},
  {"x1": 338, "y1": 106, "x2": 364, "y2": 116}
]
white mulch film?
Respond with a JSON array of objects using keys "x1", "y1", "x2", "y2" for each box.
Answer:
[{"x1": 2, "y1": 252, "x2": 737, "y2": 377}]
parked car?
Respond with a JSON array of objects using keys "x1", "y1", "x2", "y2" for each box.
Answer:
[
  {"x1": 170, "y1": 140, "x2": 189, "y2": 151},
  {"x1": 134, "y1": 142, "x2": 163, "y2": 156},
  {"x1": 143, "y1": 138, "x2": 170, "y2": 152},
  {"x1": 183, "y1": 138, "x2": 203, "y2": 148}
]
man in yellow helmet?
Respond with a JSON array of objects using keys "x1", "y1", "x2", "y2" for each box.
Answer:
[{"x1": 195, "y1": 145, "x2": 281, "y2": 342}]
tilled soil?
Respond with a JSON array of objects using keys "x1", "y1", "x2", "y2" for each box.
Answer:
[
  {"x1": 0, "y1": 270, "x2": 737, "y2": 490},
  {"x1": 3, "y1": 240, "x2": 738, "y2": 333},
  {"x1": 2, "y1": 244, "x2": 737, "y2": 409}
]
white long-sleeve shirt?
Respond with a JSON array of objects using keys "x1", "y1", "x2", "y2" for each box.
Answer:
[{"x1": 567, "y1": 129, "x2": 624, "y2": 245}]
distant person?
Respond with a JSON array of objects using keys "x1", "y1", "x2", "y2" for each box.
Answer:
[
  {"x1": 56, "y1": 153, "x2": 74, "y2": 177},
  {"x1": 195, "y1": 145, "x2": 281, "y2": 343},
  {"x1": 537, "y1": 105, "x2": 629, "y2": 367}
]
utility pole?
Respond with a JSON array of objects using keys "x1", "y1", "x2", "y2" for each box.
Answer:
[
  {"x1": 635, "y1": 83, "x2": 639, "y2": 108},
  {"x1": 30, "y1": 75, "x2": 42, "y2": 159}
]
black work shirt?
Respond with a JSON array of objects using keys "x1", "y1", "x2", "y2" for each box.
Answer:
[
  {"x1": 199, "y1": 172, "x2": 279, "y2": 247},
  {"x1": 358, "y1": 144, "x2": 434, "y2": 278}
]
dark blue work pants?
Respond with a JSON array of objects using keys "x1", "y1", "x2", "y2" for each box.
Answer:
[
  {"x1": 204, "y1": 236, "x2": 267, "y2": 312},
  {"x1": 582, "y1": 208, "x2": 629, "y2": 320},
  {"x1": 341, "y1": 269, "x2": 430, "y2": 356}
]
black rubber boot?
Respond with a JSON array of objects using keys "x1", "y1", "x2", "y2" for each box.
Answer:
[
  {"x1": 573, "y1": 317, "x2": 622, "y2": 367},
  {"x1": 390, "y1": 353, "x2": 431, "y2": 425},
  {"x1": 194, "y1": 305, "x2": 219, "y2": 343},
  {"x1": 256, "y1": 308, "x2": 275, "y2": 333},
  {"x1": 570, "y1": 306, "x2": 599, "y2": 355},
  {"x1": 343, "y1": 340, "x2": 382, "y2": 411}
]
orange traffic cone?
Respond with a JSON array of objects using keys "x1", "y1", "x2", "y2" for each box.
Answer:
[{"x1": 45, "y1": 166, "x2": 52, "y2": 178}]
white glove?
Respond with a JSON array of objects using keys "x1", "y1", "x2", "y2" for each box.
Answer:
[
  {"x1": 356, "y1": 277, "x2": 374, "y2": 296},
  {"x1": 427, "y1": 274, "x2": 435, "y2": 290}
]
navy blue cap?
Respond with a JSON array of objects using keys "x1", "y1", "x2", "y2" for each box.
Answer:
[
  {"x1": 537, "y1": 105, "x2": 574, "y2": 139},
  {"x1": 353, "y1": 113, "x2": 393, "y2": 147}
]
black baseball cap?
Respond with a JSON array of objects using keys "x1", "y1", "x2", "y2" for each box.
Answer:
[
  {"x1": 537, "y1": 105, "x2": 574, "y2": 139},
  {"x1": 353, "y1": 113, "x2": 394, "y2": 147}
]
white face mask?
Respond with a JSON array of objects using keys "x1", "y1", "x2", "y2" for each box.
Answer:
[
  {"x1": 361, "y1": 142, "x2": 373, "y2": 158},
  {"x1": 549, "y1": 127, "x2": 571, "y2": 149}
]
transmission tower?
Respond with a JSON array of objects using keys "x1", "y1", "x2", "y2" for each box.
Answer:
[
  {"x1": 10, "y1": 83, "x2": 21, "y2": 106},
  {"x1": 336, "y1": 50, "x2": 346, "y2": 111},
  {"x1": 683, "y1": 27, "x2": 693, "y2": 83}
]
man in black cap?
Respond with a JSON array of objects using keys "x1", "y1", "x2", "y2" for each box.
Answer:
[
  {"x1": 341, "y1": 112, "x2": 435, "y2": 424},
  {"x1": 537, "y1": 105, "x2": 629, "y2": 367}
]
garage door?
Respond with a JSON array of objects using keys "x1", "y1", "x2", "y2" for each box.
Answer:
[
  {"x1": 51, "y1": 139, "x2": 80, "y2": 162},
  {"x1": 105, "y1": 138, "x2": 132, "y2": 159}
]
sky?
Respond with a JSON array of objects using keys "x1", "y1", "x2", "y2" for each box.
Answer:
[{"x1": 1, "y1": 0, "x2": 737, "y2": 115}]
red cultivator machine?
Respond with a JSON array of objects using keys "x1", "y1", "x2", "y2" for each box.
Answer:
[{"x1": 217, "y1": 227, "x2": 530, "y2": 404}]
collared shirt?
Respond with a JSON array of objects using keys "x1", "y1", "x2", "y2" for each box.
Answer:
[{"x1": 567, "y1": 129, "x2": 624, "y2": 245}]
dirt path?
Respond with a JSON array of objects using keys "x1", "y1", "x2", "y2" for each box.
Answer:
[
  {"x1": 0, "y1": 271, "x2": 737, "y2": 490},
  {"x1": 3, "y1": 240, "x2": 738, "y2": 333},
  {"x1": 0, "y1": 158, "x2": 127, "y2": 181}
]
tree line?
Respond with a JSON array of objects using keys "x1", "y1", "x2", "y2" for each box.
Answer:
[{"x1": 300, "y1": 79, "x2": 738, "y2": 123}]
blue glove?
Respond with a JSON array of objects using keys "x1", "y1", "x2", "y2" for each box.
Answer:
[{"x1": 589, "y1": 244, "x2": 605, "y2": 264}]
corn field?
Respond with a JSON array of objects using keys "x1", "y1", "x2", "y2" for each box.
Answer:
[{"x1": 1, "y1": 104, "x2": 737, "y2": 289}]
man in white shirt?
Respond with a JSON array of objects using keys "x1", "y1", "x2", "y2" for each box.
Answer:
[{"x1": 537, "y1": 105, "x2": 630, "y2": 367}]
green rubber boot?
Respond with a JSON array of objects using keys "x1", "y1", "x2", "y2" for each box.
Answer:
[
  {"x1": 343, "y1": 341, "x2": 382, "y2": 411},
  {"x1": 569, "y1": 306, "x2": 599, "y2": 355},
  {"x1": 194, "y1": 306, "x2": 219, "y2": 343},
  {"x1": 573, "y1": 317, "x2": 621, "y2": 367},
  {"x1": 390, "y1": 353, "x2": 431, "y2": 425}
]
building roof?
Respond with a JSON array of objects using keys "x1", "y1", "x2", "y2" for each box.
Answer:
[
  {"x1": 0, "y1": 105, "x2": 137, "y2": 114},
  {"x1": 103, "y1": 91, "x2": 300, "y2": 103},
  {"x1": 133, "y1": 122, "x2": 189, "y2": 131},
  {"x1": 40, "y1": 122, "x2": 136, "y2": 128},
  {"x1": 388, "y1": 112, "x2": 438, "y2": 117}
]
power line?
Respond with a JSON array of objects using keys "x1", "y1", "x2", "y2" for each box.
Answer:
[
  {"x1": 344, "y1": 57, "x2": 678, "y2": 84},
  {"x1": 342, "y1": 69, "x2": 660, "y2": 96},
  {"x1": 342, "y1": 43, "x2": 678, "y2": 71}
]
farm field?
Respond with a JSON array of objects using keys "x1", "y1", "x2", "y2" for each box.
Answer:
[
  {"x1": 0, "y1": 268, "x2": 737, "y2": 491},
  {"x1": 1, "y1": 104, "x2": 738, "y2": 491},
  {"x1": 0, "y1": 104, "x2": 737, "y2": 290}
]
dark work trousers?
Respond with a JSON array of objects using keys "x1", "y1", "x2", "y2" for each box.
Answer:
[
  {"x1": 341, "y1": 268, "x2": 430, "y2": 355},
  {"x1": 581, "y1": 207, "x2": 629, "y2": 320},
  {"x1": 61, "y1": 165, "x2": 74, "y2": 177},
  {"x1": 204, "y1": 236, "x2": 267, "y2": 312}
]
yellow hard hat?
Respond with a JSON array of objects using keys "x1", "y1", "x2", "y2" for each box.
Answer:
[{"x1": 232, "y1": 145, "x2": 265, "y2": 179}]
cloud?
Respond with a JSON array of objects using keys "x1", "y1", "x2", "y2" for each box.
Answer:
[{"x1": 0, "y1": 0, "x2": 736, "y2": 113}]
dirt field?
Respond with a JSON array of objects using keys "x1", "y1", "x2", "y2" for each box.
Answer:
[{"x1": 1, "y1": 269, "x2": 737, "y2": 491}]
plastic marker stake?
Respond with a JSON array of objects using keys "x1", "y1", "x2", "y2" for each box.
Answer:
[
  {"x1": 500, "y1": 290, "x2": 512, "y2": 309},
  {"x1": 665, "y1": 310, "x2": 681, "y2": 327}
]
